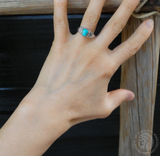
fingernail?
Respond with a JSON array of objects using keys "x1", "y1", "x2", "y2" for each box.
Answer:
[
  {"x1": 126, "y1": 93, "x2": 135, "y2": 101},
  {"x1": 146, "y1": 19, "x2": 154, "y2": 29}
]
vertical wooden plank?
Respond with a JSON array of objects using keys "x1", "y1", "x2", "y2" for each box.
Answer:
[{"x1": 119, "y1": 16, "x2": 160, "y2": 155}]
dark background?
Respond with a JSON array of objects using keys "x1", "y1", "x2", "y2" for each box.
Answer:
[{"x1": 0, "y1": 14, "x2": 159, "y2": 155}]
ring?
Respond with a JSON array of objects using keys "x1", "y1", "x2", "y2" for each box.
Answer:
[{"x1": 78, "y1": 27, "x2": 95, "y2": 38}]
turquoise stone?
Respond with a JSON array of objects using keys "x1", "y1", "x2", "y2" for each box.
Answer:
[{"x1": 82, "y1": 29, "x2": 88, "y2": 37}]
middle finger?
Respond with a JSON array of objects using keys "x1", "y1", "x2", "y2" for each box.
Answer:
[{"x1": 96, "y1": 0, "x2": 140, "y2": 47}]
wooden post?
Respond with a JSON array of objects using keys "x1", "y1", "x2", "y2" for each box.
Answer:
[{"x1": 119, "y1": 15, "x2": 160, "y2": 155}]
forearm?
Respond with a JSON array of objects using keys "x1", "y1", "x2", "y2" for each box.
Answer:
[{"x1": 0, "y1": 96, "x2": 70, "y2": 156}]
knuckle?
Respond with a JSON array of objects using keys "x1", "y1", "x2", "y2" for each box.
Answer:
[
  {"x1": 105, "y1": 59, "x2": 117, "y2": 77},
  {"x1": 109, "y1": 19, "x2": 125, "y2": 34},
  {"x1": 54, "y1": 0, "x2": 65, "y2": 7},
  {"x1": 84, "y1": 12, "x2": 99, "y2": 25},
  {"x1": 121, "y1": 91, "x2": 126, "y2": 101},
  {"x1": 125, "y1": 0, "x2": 137, "y2": 10},
  {"x1": 109, "y1": 60, "x2": 117, "y2": 71},
  {"x1": 54, "y1": 16, "x2": 65, "y2": 27},
  {"x1": 125, "y1": 41, "x2": 140, "y2": 55},
  {"x1": 138, "y1": 31, "x2": 147, "y2": 41}
]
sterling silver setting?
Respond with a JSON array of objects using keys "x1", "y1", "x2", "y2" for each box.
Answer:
[{"x1": 78, "y1": 27, "x2": 95, "y2": 38}]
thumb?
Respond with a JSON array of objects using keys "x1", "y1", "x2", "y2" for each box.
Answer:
[{"x1": 105, "y1": 89, "x2": 135, "y2": 112}]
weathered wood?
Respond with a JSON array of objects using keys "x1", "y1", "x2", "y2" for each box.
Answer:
[
  {"x1": 0, "y1": 0, "x2": 119, "y2": 15},
  {"x1": 0, "y1": 0, "x2": 160, "y2": 15},
  {"x1": 119, "y1": 16, "x2": 160, "y2": 155}
]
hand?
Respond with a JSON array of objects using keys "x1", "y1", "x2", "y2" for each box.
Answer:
[
  {"x1": 0, "y1": 0, "x2": 154, "y2": 156},
  {"x1": 24, "y1": 0, "x2": 153, "y2": 127}
]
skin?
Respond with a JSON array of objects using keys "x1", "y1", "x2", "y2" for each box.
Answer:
[{"x1": 0, "y1": 0, "x2": 154, "y2": 156}]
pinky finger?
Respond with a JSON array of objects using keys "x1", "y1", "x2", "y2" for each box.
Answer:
[{"x1": 110, "y1": 19, "x2": 154, "y2": 66}]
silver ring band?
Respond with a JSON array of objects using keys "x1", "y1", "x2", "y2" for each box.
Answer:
[{"x1": 78, "y1": 27, "x2": 95, "y2": 38}]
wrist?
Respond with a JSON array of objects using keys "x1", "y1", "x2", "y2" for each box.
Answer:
[
  {"x1": 19, "y1": 94, "x2": 71, "y2": 141},
  {"x1": 0, "y1": 89, "x2": 71, "y2": 156}
]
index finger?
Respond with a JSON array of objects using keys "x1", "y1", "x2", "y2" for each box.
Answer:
[{"x1": 96, "y1": 0, "x2": 140, "y2": 47}]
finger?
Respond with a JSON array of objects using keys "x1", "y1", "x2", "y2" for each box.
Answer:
[
  {"x1": 96, "y1": 0, "x2": 140, "y2": 47},
  {"x1": 110, "y1": 19, "x2": 154, "y2": 66},
  {"x1": 79, "y1": 0, "x2": 106, "y2": 35},
  {"x1": 105, "y1": 89, "x2": 135, "y2": 114},
  {"x1": 54, "y1": 0, "x2": 70, "y2": 43}
]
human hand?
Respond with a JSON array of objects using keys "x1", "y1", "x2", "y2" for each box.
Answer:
[
  {"x1": 0, "y1": 0, "x2": 154, "y2": 156},
  {"x1": 23, "y1": 0, "x2": 153, "y2": 129}
]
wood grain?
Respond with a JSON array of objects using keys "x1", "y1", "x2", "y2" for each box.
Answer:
[
  {"x1": 0, "y1": 0, "x2": 159, "y2": 15},
  {"x1": 119, "y1": 16, "x2": 160, "y2": 155},
  {"x1": 0, "y1": 0, "x2": 120, "y2": 15}
]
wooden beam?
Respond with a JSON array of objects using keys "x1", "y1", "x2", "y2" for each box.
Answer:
[
  {"x1": 0, "y1": 0, "x2": 160, "y2": 15},
  {"x1": 0, "y1": 0, "x2": 119, "y2": 15},
  {"x1": 119, "y1": 15, "x2": 160, "y2": 155}
]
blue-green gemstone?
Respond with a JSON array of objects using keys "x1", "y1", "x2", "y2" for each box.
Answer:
[{"x1": 82, "y1": 29, "x2": 88, "y2": 37}]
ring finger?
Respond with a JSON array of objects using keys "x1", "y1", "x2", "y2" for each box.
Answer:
[{"x1": 78, "y1": 0, "x2": 106, "y2": 37}]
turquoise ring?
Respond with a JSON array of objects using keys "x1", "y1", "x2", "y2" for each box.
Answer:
[{"x1": 78, "y1": 27, "x2": 95, "y2": 38}]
